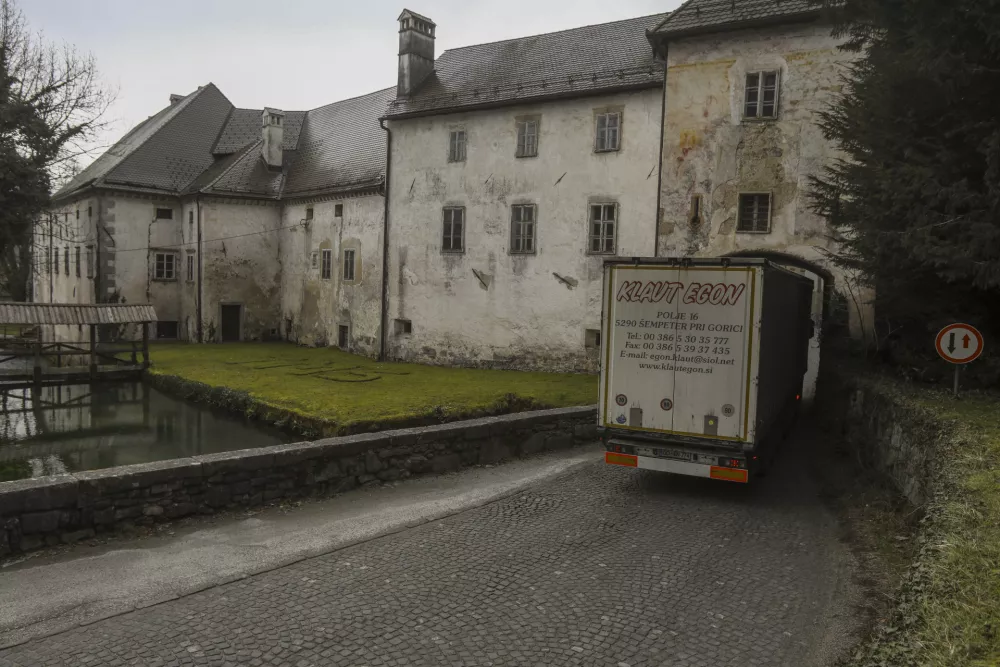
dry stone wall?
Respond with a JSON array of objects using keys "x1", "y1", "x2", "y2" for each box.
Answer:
[{"x1": 0, "y1": 406, "x2": 597, "y2": 556}]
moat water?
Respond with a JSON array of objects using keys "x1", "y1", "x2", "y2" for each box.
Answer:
[{"x1": 0, "y1": 374, "x2": 289, "y2": 482}]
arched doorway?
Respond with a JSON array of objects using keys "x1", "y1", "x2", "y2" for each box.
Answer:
[{"x1": 725, "y1": 250, "x2": 835, "y2": 404}]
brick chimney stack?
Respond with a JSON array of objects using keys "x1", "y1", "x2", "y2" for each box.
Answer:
[{"x1": 397, "y1": 9, "x2": 436, "y2": 97}]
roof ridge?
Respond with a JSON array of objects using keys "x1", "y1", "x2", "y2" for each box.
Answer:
[
  {"x1": 305, "y1": 86, "x2": 395, "y2": 115},
  {"x1": 652, "y1": 0, "x2": 693, "y2": 31},
  {"x1": 439, "y1": 11, "x2": 669, "y2": 55},
  {"x1": 100, "y1": 84, "x2": 221, "y2": 191}
]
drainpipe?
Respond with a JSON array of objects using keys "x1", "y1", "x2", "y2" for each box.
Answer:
[
  {"x1": 378, "y1": 117, "x2": 392, "y2": 361},
  {"x1": 196, "y1": 196, "x2": 203, "y2": 343},
  {"x1": 653, "y1": 65, "x2": 667, "y2": 258}
]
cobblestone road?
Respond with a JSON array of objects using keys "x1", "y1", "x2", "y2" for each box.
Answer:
[{"x1": 0, "y1": 452, "x2": 860, "y2": 667}]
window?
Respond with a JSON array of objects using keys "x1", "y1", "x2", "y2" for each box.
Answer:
[
  {"x1": 589, "y1": 203, "x2": 617, "y2": 254},
  {"x1": 442, "y1": 207, "x2": 465, "y2": 253},
  {"x1": 321, "y1": 249, "x2": 332, "y2": 280},
  {"x1": 448, "y1": 130, "x2": 466, "y2": 162},
  {"x1": 188, "y1": 210, "x2": 194, "y2": 224},
  {"x1": 88, "y1": 206, "x2": 92, "y2": 218},
  {"x1": 585, "y1": 329, "x2": 601, "y2": 349},
  {"x1": 155, "y1": 207, "x2": 173, "y2": 220},
  {"x1": 737, "y1": 193, "x2": 772, "y2": 233},
  {"x1": 157, "y1": 321, "x2": 179, "y2": 339},
  {"x1": 75, "y1": 247, "x2": 81, "y2": 277},
  {"x1": 154, "y1": 252, "x2": 177, "y2": 280},
  {"x1": 595, "y1": 112, "x2": 621, "y2": 152},
  {"x1": 394, "y1": 319, "x2": 412, "y2": 335},
  {"x1": 744, "y1": 71, "x2": 779, "y2": 119},
  {"x1": 690, "y1": 194, "x2": 703, "y2": 225},
  {"x1": 338, "y1": 325, "x2": 349, "y2": 348},
  {"x1": 516, "y1": 119, "x2": 538, "y2": 158},
  {"x1": 64, "y1": 248, "x2": 69, "y2": 276},
  {"x1": 305, "y1": 207, "x2": 314, "y2": 221},
  {"x1": 334, "y1": 204, "x2": 343, "y2": 217},
  {"x1": 310, "y1": 251, "x2": 319, "y2": 269},
  {"x1": 186, "y1": 253, "x2": 195, "y2": 281},
  {"x1": 343, "y1": 249, "x2": 356, "y2": 281},
  {"x1": 53, "y1": 247, "x2": 59, "y2": 274},
  {"x1": 75, "y1": 209, "x2": 80, "y2": 220},
  {"x1": 46, "y1": 247, "x2": 52, "y2": 275},
  {"x1": 510, "y1": 204, "x2": 536, "y2": 254},
  {"x1": 86, "y1": 246, "x2": 94, "y2": 279}
]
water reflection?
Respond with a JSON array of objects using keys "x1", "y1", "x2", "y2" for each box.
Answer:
[{"x1": 0, "y1": 382, "x2": 289, "y2": 482}]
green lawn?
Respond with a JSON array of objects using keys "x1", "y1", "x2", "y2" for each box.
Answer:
[{"x1": 147, "y1": 342, "x2": 597, "y2": 431}]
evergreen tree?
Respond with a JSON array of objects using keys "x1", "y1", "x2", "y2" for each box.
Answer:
[{"x1": 813, "y1": 0, "x2": 1000, "y2": 369}]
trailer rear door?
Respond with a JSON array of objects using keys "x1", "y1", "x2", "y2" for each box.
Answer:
[{"x1": 600, "y1": 263, "x2": 760, "y2": 444}]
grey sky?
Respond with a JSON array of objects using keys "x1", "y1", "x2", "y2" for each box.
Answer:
[{"x1": 22, "y1": 0, "x2": 678, "y2": 165}]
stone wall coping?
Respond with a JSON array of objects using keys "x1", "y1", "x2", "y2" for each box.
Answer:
[{"x1": 0, "y1": 405, "x2": 599, "y2": 499}]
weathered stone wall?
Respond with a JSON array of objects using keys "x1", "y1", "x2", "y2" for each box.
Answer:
[{"x1": 0, "y1": 406, "x2": 597, "y2": 556}]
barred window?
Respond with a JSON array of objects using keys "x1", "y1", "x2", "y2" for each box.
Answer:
[
  {"x1": 86, "y1": 246, "x2": 94, "y2": 278},
  {"x1": 321, "y1": 249, "x2": 333, "y2": 280},
  {"x1": 589, "y1": 203, "x2": 617, "y2": 254},
  {"x1": 516, "y1": 120, "x2": 538, "y2": 158},
  {"x1": 510, "y1": 204, "x2": 536, "y2": 254},
  {"x1": 744, "y1": 71, "x2": 779, "y2": 119},
  {"x1": 737, "y1": 193, "x2": 772, "y2": 233},
  {"x1": 154, "y1": 252, "x2": 176, "y2": 280},
  {"x1": 64, "y1": 247, "x2": 69, "y2": 276},
  {"x1": 186, "y1": 253, "x2": 195, "y2": 281},
  {"x1": 53, "y1": 246, "x2": 58, "y2": 274},
  {"x1": 448, "y1": 130, "x2": 466, "y2": 162},
  {"x1": 75, "y1": 247, "x2": 81, "y2": 277},
  {"x1": 442, "y1": 207, "x2": 465, "y2": 253},
  {"x1": 595, "y1": 112, "x2": 621, "y2": 152}
]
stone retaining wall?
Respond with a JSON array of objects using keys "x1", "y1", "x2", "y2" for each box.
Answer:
[{"x1": 0, "y1": 406, "x2": 598, "y2": 556}]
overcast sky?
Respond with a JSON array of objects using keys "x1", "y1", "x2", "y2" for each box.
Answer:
[{"x1": 22, "y1": 0, "x2": 680, "y2": 166}]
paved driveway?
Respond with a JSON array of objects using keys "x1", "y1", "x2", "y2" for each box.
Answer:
[{"x1": 0, "y1": 439, "x2": 860, "y2": 666}]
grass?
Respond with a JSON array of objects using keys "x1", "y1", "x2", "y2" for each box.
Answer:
[
  {"x1": 146, "y1": 342, "x2": 597, "y2": 434},
  {"x1": 851, "y1": 378, "x2": 1000, "y2": 667}
]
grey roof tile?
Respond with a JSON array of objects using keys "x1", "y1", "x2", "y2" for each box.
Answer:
[
  {"x1": 650, "y1": 0, "x2": 821, "y2": 37},
  {"x1": 213, "y1": 109, "x2": 305, "y2": 155},
  {"x1": 101, "y1": 83, "x2": 234, "y2": 192},
  {"x1": 283, "y1": 87, "x2": 394, "y2": 196},
  {"x1": 385, "y1": 13, "x2": 668, "y2": 118},
  {"x1": 203, "y1": 141, "x2": 286, "y2": 197}
]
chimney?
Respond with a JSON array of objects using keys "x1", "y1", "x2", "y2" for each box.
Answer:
[
  {"x1": 397, "y1": 9, "x2": 436, "y2": 97},
  {"x1": 261, "y1": 108, "x2": 284, "y2": 169},
  {"x1": 169, "y1": 94, "x2": 184, "y2": 105}
]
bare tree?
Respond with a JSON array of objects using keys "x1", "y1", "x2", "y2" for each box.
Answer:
[{"x1": 0, "y1": 0, "x2": 115, "y2": 299}]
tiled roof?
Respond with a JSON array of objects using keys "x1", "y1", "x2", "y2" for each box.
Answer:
[
  {"x1": 213, "y1": 109, "x2": 305, "y2": 155},
  {"x1": 100, "y1": 84, "x2": 234, "y2": 192},
  {"x1": 650, "y1": 0, "x2": 821, "y2": 37},
  {"x1": 385, "y1": 13, "x2": 668, "y2": 118},
  {"x1": 203, "y1": 141, "x2": 287, "y2": 198},
  {"x1": 283, "y1": 87, "x2": 394, "y2": 196}
]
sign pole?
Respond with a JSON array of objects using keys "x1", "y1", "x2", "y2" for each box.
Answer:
[{"x1": 953, "y1": 365, "x2": 960, "y2": 398}]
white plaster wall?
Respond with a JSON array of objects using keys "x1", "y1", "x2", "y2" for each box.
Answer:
[
  {"x1": 279, "y1": 195, "x2": 384, "y2": 356},
  {"x1": 386, "y1": 88, "x2": 662, "y2": 371},
  {"x1": 199, "y1": 200, "x2": 282, "y2": 342},
  {"x1": 657, "y1": 22, "x2": 858, "y2": 398}
]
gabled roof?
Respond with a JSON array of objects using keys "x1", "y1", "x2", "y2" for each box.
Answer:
[
  {"x1": 385, "y1": 12, "x2": 668, "y2": 119},
  {"x1": 649, "y1": 0, "x2": 821, "y2": 39}
]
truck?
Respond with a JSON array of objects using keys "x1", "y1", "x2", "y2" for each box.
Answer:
[{"x1": 598, "y1": 257, "x2": 814, "y2": 483}]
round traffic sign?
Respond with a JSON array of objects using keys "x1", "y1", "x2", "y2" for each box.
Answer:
[{"x1": 935, "y1": 323, "x2": 984, "y2": 364}]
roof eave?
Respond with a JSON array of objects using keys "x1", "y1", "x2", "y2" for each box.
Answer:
[
  {"x1": 382, "y1": 80, "x2": 663, "y2": 121},
  {"x1": 281, "y1": 178, "x2": 385, "y2": 201},
  {"x1": 649, "y1": 9, "x2": 824, "y2": 43}
]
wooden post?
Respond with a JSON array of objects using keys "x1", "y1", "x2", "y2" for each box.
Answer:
[
  {"x1": 33, "y1": 332, "x2": 42, "y2": 387},
  {"x1": 89, "y1": 324, "x2": 97, "y2": 380},
  {"x1": 142, "y1": 322, "x2": 150, "y2": 369}
]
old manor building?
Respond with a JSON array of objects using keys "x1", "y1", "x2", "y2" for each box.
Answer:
[{"x1": 37, "y1": 0, "x2": 862, "y2": 386}]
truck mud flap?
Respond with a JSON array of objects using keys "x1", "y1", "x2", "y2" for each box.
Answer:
[{"x1": 605, "y1": 452, "x2": 749, "y2": 483}]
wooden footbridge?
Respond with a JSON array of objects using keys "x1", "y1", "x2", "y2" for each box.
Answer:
[{"x1": 0, "y1": 303, "x2": 158, "y2": 390}]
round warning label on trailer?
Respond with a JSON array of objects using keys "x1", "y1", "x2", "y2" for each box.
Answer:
[
  {"x1": 660, "y1": 398, "x2": 673, "y2": 411},
  {"x1": 615, "y1": 394, "x2": 627, "y2": 406},
  {"x1": 722, "y1": 404, "x2": 735, "y2": 417}
]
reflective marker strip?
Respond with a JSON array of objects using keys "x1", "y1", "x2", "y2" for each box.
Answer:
[
  {"x1": 709, "y1": 466, "x2": 749, "y2": 483},
  {"x1": 605, "y1": 452, "x2": 638, "y2": 467}
]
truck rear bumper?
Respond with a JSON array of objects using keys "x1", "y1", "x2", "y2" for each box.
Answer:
[{"x1": 605, "y1": 451, "x2": 749, "y2": 483}]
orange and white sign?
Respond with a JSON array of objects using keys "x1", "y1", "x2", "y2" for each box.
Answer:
[{"x1": 935, "y1": 323, "x2": 984, "y2": 364}]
